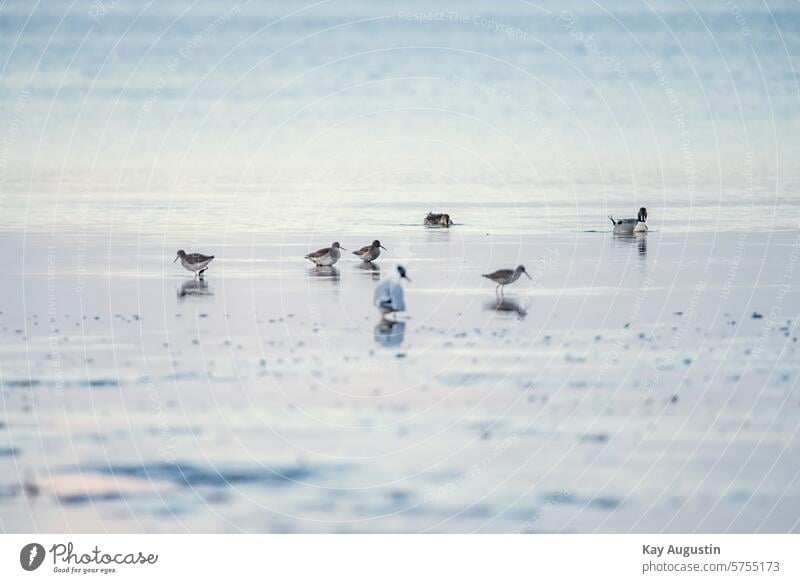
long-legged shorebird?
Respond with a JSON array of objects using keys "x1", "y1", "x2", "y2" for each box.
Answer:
[
  {"x1": 352, "y1": 240, "x2": 387, "y2": 263},
  {"x1": 174, "y1": 250, "x2": 214, "y2": 278},
  {"x1": 305, "y1": 242, "x2": 345, "y2": 266},
  {"x1": 374, "y1": 265, "x2": 410, "y2": 318},
  {"x1": 482, "y1": 265, "x2": 531, "y2": 297}
]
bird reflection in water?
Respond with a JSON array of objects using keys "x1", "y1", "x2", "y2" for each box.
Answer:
[
  {"x1": 486, "y1": 297, "x2": 527, "y2": 319},
  {"x1": 307, "y1": 266, "x2": 340, "y2": 282},
  {"x1": 178, "y1": 279, "x2": 213, "y2": 299},
  {"x1": 374, "y1": 318, "x2": 406, "y2": 347},
  {"x1": 612, "y1": 232, "x2": 648, "y2": 258},
  {"x1": 356, "y1": 261, "x2": 381, "y2": 281},
  {"x1": 637, "y1": 233, "x2": 647, "y2": 256}
]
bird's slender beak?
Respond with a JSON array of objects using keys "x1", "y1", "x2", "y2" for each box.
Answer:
[
  {"x1": 402, "y1": 274, "x2": 411, "y2": 282},
  {"x1": 523, "y1": 271, "x2": 532, "y2": 279},
  {"x1": 173, "y1": 255, "x2": 179, "y2": 263},
  {"x1": 340, "y1": 247, "x2": 347, "y2": 251},
  {"x1": 380, "y1": 245, "x2": 388, "y2": 251}
]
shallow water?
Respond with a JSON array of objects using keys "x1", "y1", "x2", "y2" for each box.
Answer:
[
  {"x1": 1, "y1": 225, "x2": 798, "y2": 533},
  {"x1": 1, "y1": 0, "x2": 799, "y2": 532}
]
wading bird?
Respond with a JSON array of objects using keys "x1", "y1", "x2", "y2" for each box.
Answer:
[
  {"x1": 482, "y1": 265, "x2": 531, "y2": 297},
  {"x1": 352, "y1": 240, "x2": 387, "y2": 262},
  {"x1": 174, "y1": 250, "x2": 214, "y2": 278},
  {"x1": 305, "y1": 242, "x2": 345, "y2": 266}
]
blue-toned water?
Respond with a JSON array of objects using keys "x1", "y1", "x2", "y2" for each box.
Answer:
[
  {"x1": 1, "y1": 0, "x2": 798, "y2": 233},
  {"x1": 0, "y1": 1, "x2": 799, "y2": 533}
]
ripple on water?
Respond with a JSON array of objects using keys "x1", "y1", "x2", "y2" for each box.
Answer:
[
  {"x1": 543, "y1": 491, "x2": 622, "y2": 511},
  {"x1": 87, "y1": 462, "x2": 317, "y2": 488},
  {"x1": 3, "y1": 378, "x2": 119, "y2": 388}
]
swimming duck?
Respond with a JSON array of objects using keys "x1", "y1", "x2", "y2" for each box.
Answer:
[
  {"x1": 609, "y1": 207, "x2": 648, "y2": 235},
  {"x1": 424, "y1": 212, "x2": 453, "y2": 228}
]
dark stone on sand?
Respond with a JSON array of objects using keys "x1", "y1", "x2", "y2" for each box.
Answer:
[{"x1": 752, "y1": 312, "x2": 763, "y2": 319}]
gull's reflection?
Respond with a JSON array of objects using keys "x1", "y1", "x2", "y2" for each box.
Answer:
[
  {"x1": 178, "y1": 278, "x2": 213, "y2": 299},
  {"x1": 356, "y1": 261, "x2": 381, "y2": 281},
  {"x1": 485, "y1": 297, "x2": 527, "y2": 319},
  {"x1": 307, "y1": 266, "x2": 340, "y2": 283},
  {"x1": 374, "y1": 318, "x2": 406, "y2": 347}
]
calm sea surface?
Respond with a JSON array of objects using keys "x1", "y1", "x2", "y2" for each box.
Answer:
[
  {"x1": 0, "y1": 1, "x2": 799, "y2": 533},
  {"x1": 1, "y1": 0, "x2": 798, "y2": 235}
]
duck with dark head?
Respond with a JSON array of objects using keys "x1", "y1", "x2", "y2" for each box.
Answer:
[
  {"x1": 424, "y1": 212, "x2": 453, "y2": 228},
  {"x1": 609, "y1": 207, "x2": 649, "y2": 235}
]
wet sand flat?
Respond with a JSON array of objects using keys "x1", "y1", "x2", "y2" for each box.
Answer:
[{"x1": 1, "y1": 226, "x2": 798, "y2": 533}]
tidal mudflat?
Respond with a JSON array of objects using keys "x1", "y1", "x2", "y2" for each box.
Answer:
[{"x1": 1, "y1": 219, "x2": 798, "y2": 533}]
